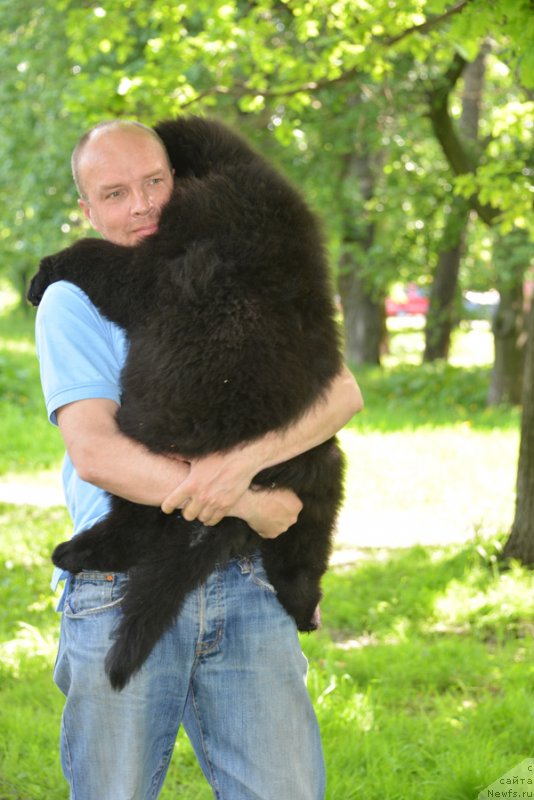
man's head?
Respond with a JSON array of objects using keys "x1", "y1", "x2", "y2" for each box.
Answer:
[{"x1": 72, "y1": 120, "x2": 174, "y2": 246}]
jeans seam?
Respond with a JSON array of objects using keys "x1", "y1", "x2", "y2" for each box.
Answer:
[
  {"x1": 61, "y1": 715, "x2": 76, "y2": 800},
  {"x1": 190, "y1": 681, "x2": 222, "y2": 799},
  {"x1": 150, "y1": 740, "x2": 176, "y2": 799}
]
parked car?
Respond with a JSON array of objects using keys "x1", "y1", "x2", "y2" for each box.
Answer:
[{"x1": 385, "y1": 284, "x2": 429, "y2": 317}]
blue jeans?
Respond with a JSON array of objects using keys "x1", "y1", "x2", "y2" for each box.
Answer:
[{"x1": 53, "y1": 554, "x2": 325, "y2": 799}]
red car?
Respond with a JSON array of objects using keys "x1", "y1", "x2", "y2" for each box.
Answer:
[{"x1": 386, "y1": 284, "x2": 429, "y2": 317}]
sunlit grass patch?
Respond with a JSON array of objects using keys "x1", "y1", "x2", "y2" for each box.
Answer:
[
  {"x1": 301, "y1": 538, "x2": 534, "y2": 798},
  {"x1": 338, "y1": 423, "x2": 518, "y2": 550},
  {"x1": 351, "y1": 360, "x2": 520, "y2": 432},
  {"x1": 0, "y1": 312, "x2": 65, "y2": 475}
]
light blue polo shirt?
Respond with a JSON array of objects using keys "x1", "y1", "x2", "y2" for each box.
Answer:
[{"x1": 35, "y1": 281, "x2": 128, "y2": 595}]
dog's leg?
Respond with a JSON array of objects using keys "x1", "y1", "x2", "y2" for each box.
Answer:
[
  {"x1": 27, "y1": 238, "x2": 153, "y2": 328},
  {"x1": 52, "y1": 502, "x2": 163, "y2": 574}
]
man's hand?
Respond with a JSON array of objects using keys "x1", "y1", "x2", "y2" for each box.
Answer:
[
  {"x1": 233, "y1": 487, "x2": 303, "y2": 539},
  {"x1": 160, "y1": 365, "x2": 362, "y2": 525},
  {"x1": 161, "y1": 449, "x2": 260, "y2": 525}
]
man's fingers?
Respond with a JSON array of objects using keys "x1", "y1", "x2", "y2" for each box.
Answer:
[
  {"x1": 161, "y1": 457, "x2": 249, "y2": 521},
  {"x1": 161, "y1": 487, "x2": 188, "y2": 514},
  {"x1": 182, "y1": 498, "x2": 225, "y2": 524},
  {"x1": 161, "y1": 486, "x2": 226, "y2": 523}
]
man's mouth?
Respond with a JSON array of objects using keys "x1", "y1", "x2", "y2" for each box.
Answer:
[{"x1": 133, "y1": 224, "x2": 159, "y2": 238}]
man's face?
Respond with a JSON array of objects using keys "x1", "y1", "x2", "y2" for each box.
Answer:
[{"x1": 78, "y1": 128, "x2": 174, "y2": 246}]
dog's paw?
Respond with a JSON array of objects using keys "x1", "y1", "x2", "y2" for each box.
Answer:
[
  {"x1": 296, "y1": 617, "x2": 319, "y2": 633},
  {"x1": 51, "y1": 540, "x2": 94, "y2": 574},
  {"x1": 27, "y1": 256, "x2": 59, "y2": 306},
  {"x1": 27, "y1": 272, "x2": 49, "y2": 307},
  {"x1": 294, "y1": 603, "x2": 321, "y2": 633}
]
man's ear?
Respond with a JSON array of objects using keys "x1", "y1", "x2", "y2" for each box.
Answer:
[{"x1": 78, "y1": 197, "x2": 94, "y2": 227}]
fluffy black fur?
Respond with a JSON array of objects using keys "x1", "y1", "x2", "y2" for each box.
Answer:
[{"x1": 28, "y1": 115, "x2": 345, "y2": 690}]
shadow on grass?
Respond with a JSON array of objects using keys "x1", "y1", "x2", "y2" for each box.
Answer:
[{"x1": 321, "y1": 537, "x2": 528, "y2": 641}]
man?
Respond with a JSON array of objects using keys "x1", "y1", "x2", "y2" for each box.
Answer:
[{"x1": 35, "y1": 119, "x2": 363, "y2": 800}]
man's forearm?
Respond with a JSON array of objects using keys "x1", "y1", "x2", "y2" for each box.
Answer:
[
  {"x1": 57, "y1": 398, "x2": 190, "y2": 506},
  {"x1": 242, "y1": 363, "x2": 363, "y2": 474},
  {"x1": 81, "y1": 435, "x2": 190, "y2": 506},
  {"x1": 56, "y1": 397, "x2": 300, "y2": 537},
  {"x1": 161, "y1": 364, "x2": 363, "y2": 522}
]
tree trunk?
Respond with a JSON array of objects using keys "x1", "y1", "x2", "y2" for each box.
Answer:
[
  {"x1": 424, "y1": 45, "x2": 488, "y2": 362},
  {"x1": 488, "y1": 229, "x2": 531, "y2": 405},
  {"x1": 423, "y1": 197, "x2": 469, "y2": 361},
  {"x1": 17, "y1": 266, "x2": 33, "y2": 314},
  {"x1": 503, "y1": 303, "x2": 534, "y2": 564},
  {"x1": 487, "y1": 283, "x2": 525, "y2": 405},
  {"x1": 337, "y1": 145, "x2": 383, "y2": 365},
  {"x1": 338, "y1": 258, "x2": 383, "y2": 365}
]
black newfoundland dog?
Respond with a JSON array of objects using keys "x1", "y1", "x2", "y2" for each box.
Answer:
[{"x1": 28, "y1": 116, "x2": 345, "y2": 690}]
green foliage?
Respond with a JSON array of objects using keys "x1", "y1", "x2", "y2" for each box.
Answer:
[
  {"x1": 354, "y1": 360, "x2": 520, "y2": 430},
  {"x1": 1, "y1": 0, "x2": 533, "y2": 307},
  {"x1": 0, "y1": 1, "x2": 89, "y2": 299}
]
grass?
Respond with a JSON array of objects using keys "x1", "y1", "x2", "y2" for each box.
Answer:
[
  {"x1": 0, "y1": 306, "x2": 65, "y2": 476},
  {"x1": 0, "y1": 303, "x2": 531, "y2": 799},
  {"x1": 1, "y1": 505, "x2": 532, "y2": 799}
]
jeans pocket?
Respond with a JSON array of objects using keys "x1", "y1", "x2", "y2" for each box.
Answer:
[
  {"x1": 248, "y1": 558, "x2": 277, "y2": 595},
  {"x1": 64, "y1": 571, "x2": 128, "y2": 618}
]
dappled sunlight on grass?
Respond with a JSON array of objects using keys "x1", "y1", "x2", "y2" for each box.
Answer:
[
  {"x1": 0, "y1": 621, "x2": 57, "y2": 676},
  {"x1": 320, "y1": 538, "x2": 534, "y2": 643},
  {"x1": 431, "y1": 562, "x2": 534, "y2": 635},
  {"x1": 300, "y1": 537, "x2": 534, "y2": 798}
]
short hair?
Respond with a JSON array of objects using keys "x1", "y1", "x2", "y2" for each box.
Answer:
[{"x1": 71, "y1": 119, "x2": 171, "y2": 198}]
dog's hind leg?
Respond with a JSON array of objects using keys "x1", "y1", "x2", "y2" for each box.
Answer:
[{"x1": 51, "y1": 501, "x2": 161, "y2": 574}]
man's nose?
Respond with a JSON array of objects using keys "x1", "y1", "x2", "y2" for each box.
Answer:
[{"x1": 131, "y1": 187, "x2": 152, "y2": 215}]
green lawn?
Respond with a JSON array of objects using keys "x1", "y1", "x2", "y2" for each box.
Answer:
[
  {"x1": 1, "y1": 505, "x2": 532, "y2": 799},
  {"x1": 0, "y1": 304, "x2": 531, "y2": 799}
]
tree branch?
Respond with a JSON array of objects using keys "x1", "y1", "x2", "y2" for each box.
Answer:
[
  {"x1": 178, "y1": 0, "x2": 478, "y2": 107},
  {"x1": 426, "y1": 50, "x2": 498, "y2": 225},
  {"x1": 381, "y1": 0, "x2": 477, "y2": 46}
]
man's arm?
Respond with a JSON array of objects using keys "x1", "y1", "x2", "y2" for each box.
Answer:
[
  {"x1": 161, "y1": 364, "x2": 363, "y2": 525},
  {"x1": 57, "y1": 398, "x2": 302, "y2": 538},
  {"x1": 57, "y1": 399, "x2": 190, "y2": 505}
]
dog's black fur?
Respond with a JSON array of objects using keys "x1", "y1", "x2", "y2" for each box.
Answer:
[{"x1": 28, "y1": 116, "x2": 345, "y2": 690}]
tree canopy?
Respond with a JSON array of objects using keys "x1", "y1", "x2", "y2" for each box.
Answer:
[{"x1": 1, "y1": 0, "x2": 533, "y2": 307}]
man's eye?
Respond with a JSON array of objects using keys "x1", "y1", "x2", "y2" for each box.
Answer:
[
  {"x1": 106, "y1": 190, "x2": 122, "y2": 199},
  {"x1": 149, "y1": 177, "x2": 163, "y2": 186}
]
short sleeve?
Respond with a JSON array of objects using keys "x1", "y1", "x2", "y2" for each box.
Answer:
[{"x1": 35, "y1": 281, "x2": 128, "y2": 425}]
